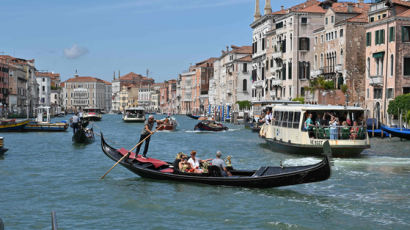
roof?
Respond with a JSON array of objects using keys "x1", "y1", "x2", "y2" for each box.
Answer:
[
  {"x1": 0, "y1": 55, "x2": 35, "y2": 65},
  {"x1": 119, "y1": 72, "x2": 152, "y2": 81},
  {"x1": 195, "y1": 57, "x2": 218, "y2": 67},
  {"x1": 298, "y1": 2, "x2": 369, "y2": 14},
  {"x1": 230, "y1": 45, "x2": 252, "y2": 54},
  {"x1": 66, "y1": 76, "x2": 106, "y2": 83},
  {"x1": 102, "y1": 80, "x2": 112, "y2": 85},
  {"x1": 36, "y1": 72, "x2": 60, "y2": 78},
  {"x1": 391, "y1": 0, "x2": 410, "y2": 8},
  {"x1": 271, "y1": 104, "x2": 365, "y2": 111},
  {"x1": 398, "y1": 8, "x2": 410, "y2": 17},
  {"x1": 237, "y1": 55, "x2": 252, "y2": 62}
]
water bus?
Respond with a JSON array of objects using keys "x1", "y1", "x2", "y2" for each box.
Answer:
[
  {"x1": 259, "y1": 104, "x2": 370, "y2": 157},
  {"x1": 0, "y1": 119, "x2": 29, "y2": 131},
  {"x1": 82, "y1": 107, "x2": 102, "y2": 121},
  {"x1": 123, "y1": 107, "x2": 145, "y2": 122}
]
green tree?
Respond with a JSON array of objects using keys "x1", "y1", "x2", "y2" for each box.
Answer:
[
  {"x1": 292, "y1": 97, "x2": 305, "y2": 104},
  {"x1": 387, "y1": 93, "x2": 410, "y2": 123},
  {"x1": 236, "y1": 100, "x2": 251, "y2": 110}
]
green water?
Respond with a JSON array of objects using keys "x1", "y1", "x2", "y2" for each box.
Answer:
[{"x1": 0, "y1": 114, "x2": 409, "y2": 229}]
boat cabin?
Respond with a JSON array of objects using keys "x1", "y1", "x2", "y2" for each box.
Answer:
[{"x1": 123, "y1": 107, "x2": 146, "y2": 122}]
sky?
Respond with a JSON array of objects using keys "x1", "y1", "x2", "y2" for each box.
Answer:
[{"x1": 0, "y1": 0, "x2": 370, "y2": 83}]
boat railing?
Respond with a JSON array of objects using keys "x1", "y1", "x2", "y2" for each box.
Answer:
[{"x1": 305, "y1": 125, "x2": 367, "y2": 140}]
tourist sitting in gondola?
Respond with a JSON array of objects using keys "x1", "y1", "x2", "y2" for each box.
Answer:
[
  {"x1": 178, "y1": 155, "x2": 193, "y2": 173},
  {"x1": 188, "y1": 151, "x2": 211, "y2": 173},
  {"x1": 211, "y1": 151, "x2": 232, "y2": 177}
]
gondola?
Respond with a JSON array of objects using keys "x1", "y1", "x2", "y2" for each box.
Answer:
[
  {"x1": 72, "y1": 121, "x2": 94, "y2": 144},
  {"x1": 381, "y1": 125, "x2": 410, "y2": 140},
  {"x1": 194, "y1": 120, "x2": 228, "y2": 132},
  {"x1": 367, "y1": 129, "x2": 390, "y2": 138},
  {"x1": 100, "y1": 134, "x2": 331, "y2": 188},
  {"x1": 186, "y1": 114, "x2": 200, "y2": 119}
]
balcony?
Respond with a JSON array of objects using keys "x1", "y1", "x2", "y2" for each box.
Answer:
[
  {"x1": 252, "y1": 80, "x2": 264, "y2": 88},
  {"x1": 335, "y1": 64, "x2": 343, "y2": 72},
  {"x1": 323, "y1": 66, "x2": 336, "y2": 74},
  {"x1": 369, "y1": 75, "x2": 383, "y2": 86},
  {"x1": 310, "y1": 68, "x2": 323, "y2": 78},
  {"x1": 271, "y1": 79, "x2": 282, "y2": 86}
]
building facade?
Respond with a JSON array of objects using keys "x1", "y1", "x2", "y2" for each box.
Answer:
[{"x1": 365, "y1": 0, "x2": 410, "y2": 123}]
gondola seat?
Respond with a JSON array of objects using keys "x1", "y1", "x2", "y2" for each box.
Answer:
[{"x1": 208, "y1": 165, "x2": 222, "y2": 177}]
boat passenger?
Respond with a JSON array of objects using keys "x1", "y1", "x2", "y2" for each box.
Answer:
[
  {"x1": 178, "y1": 156, "x2": 192, "y2": 172},
  {"x1": 330, "y1": 116, "x2": 339, "y2": 140},
  {"x1": 211, "y1": 151, "x2": 232, "y2": 177},
  {"x1": 350, "y1": 121, "x2": 359, "y2": 140},
  {"x1": 188, "y1": 151, "x2": 211, "y2": 173},
  {"x1": 304, "y1": 113, "x2": 315, "y2": 137}
]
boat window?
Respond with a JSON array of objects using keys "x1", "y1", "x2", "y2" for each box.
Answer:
[
  {"x1": 288, "y1": 112, "x2": 294, "y2": 128},
  {"x1": 293, "y1": 112, "x2": 301, "y2": 129},
  {"x1": 282, "y1": 112, "x2": 288, "y2": 127},
  {"x1": 274, "y1": 111, "x2": 280, "y2": 126}
]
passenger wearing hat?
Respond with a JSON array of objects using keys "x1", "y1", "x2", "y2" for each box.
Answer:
[
  {"x1": 136, "y1": 115, "x2": 161, "y2": 159},
  {"x1": 211, "y1": 151, "x2": 232, "y2": 177}
]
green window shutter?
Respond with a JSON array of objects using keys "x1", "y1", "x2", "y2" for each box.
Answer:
[
  {"x1": 375, "y1": 30, "x2": 379, "y2": 45},
  {"x1": 402, "y1": 26, "x2": 405, "y2": 41},
  {"x1": 381, "y1": 30, "x2": 385, "y2": 44},
  {"x1": 389, "y1": 27, "x2": 395, "y2": 42},
  {"x1": 366, "y1": 32, "x2": 370, "y2": 46}
]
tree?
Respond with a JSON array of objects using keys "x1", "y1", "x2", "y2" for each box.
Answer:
[
  {"x1": 387, "y1": 93, "x2": 410, "y2": 123},
  {"x1": 236, "y1": 100, "x2": 251, "y2": 110}
]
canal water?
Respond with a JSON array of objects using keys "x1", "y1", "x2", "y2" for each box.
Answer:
[{"x1": 0, "y1": 114, "x2": 409, "y2": 229}]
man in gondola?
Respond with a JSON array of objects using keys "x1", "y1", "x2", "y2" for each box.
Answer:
[
  {"x1": 71, "y1": 113, "x2": 79, "y2": 134},
  {"x1": 211, "y1": 151, "x2": 232, "y2": 177},
  {"x1": 136, "y1": 115, "x2": 162, "y2": 159}
]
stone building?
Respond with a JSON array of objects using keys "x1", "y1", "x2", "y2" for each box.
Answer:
[
  {"x1": 179, "y1": 70, "x2": 195, "y2": 114},
  {"x1": 111, "y1": 72, "x2": 154, "y2": 112},
  {"x1": 365, "y1": 0, "x2": 410, "y2": 123},
  {"x1": 0, "y1": 55, "x2": 39, "y2": 116},
  {"x1": 210, "y1": 45, "x2": 252, "y2": 117},
  {"x1": 63, "y1": 75, "x2": 107, "y2": 111},
  {"x1": 0, "y1": 62, "x2": 10, "y2": 115},
  {"x1": 308, "y1": 1, "x2": 370, "y2": 106}
]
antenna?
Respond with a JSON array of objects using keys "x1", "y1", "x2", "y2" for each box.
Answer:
[{"x1": 146, "y1": 69, "x2": 149, "y2": 78}]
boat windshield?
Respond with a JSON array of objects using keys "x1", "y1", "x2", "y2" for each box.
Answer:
[
  {"x1": 301, "y1": 110, "x2": 367, "y2": 140},
  {"x1": 85, "y1": 109, "x2": 101, "y2": 113},
  {"x1": 125, "y1": 110, "x2": 145, "y2": 118}
]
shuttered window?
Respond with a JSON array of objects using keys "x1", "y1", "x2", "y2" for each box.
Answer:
[
  {"x1": 389, "y1": 27, "x2": 395, "y2": 42},
  {"x1": 366, "y1": 32, "x2": 371, "y2": 46}
]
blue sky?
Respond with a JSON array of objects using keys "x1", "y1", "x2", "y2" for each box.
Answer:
[{"x1": 0, "y1": 0, "x2": 365, "y2": 82}]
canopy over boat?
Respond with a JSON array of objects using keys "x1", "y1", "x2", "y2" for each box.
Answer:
[{"x1": 100, "y1": 133, "x2": 331, "y2": 188}]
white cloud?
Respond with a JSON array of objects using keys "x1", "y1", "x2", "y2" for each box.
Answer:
[{"x1": 63, "y1": 44, "x2": 88, "y2": 59}]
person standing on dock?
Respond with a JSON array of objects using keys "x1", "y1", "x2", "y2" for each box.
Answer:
[{"x1": 136, "y1": 115, "x2": 161, "y2": 159}]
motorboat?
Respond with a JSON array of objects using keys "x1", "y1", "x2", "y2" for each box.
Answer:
[{"x1": 123, "y1": 107, "x2": 146, "y2": 123}]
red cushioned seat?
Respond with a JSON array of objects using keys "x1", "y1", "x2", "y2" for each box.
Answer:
[{"x1": 160, "y1": 168, "x2": 173, "y2": 173}]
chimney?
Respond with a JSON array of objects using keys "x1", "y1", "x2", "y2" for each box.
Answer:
[
  {"x1": 254, "y1": 0, "x2": 261, "y2": 21},
  {"x1": 281, "y1": 6, "x2": 284, "y2": 11},
  {"x1": 347, "y1": 3, "x2": 353, "y2": 13},
  {"x1": 264, "y1": 0, "x2": 272, "y2": 14},
  {"x1": 113, "y1": 71, "x2": 116, "y2": 80},
  {"x1": 226, "y1": 46, "x2": 229, "y2": 52}
]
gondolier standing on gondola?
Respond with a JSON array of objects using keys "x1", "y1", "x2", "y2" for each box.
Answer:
[{"x1": 136, "y1": 115, "x2": 162, "y2": 159}]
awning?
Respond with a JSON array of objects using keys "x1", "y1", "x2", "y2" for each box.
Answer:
[{"x1": 372, "y1": 52, "x2": 385, "y2": 59}]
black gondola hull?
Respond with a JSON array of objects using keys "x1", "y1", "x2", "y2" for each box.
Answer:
[{"x1": 101, "y1": 134, "x2": 331, "y2": 188}]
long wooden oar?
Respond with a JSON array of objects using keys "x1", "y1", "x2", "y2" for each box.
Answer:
[{"x1": 100, "y1": 125, "x2": 164, "y2": 179}]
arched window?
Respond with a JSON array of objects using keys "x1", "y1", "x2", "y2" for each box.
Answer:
[
  {"x1": 243, "y1": 79, "x2": 247, "y2": 91},
  {"x1": 390, "y1": 54, "x2": 394, "y2": 76}
]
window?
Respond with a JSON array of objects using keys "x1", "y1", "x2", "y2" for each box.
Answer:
[
  {"x1": 387, "y1": 88, "x2": 394, "y2": 99},
  {"x1": 389, "y1": 27, "x2": 395, "y2": 42},
  {"x1": 301, "y1": 87, "x2": 305, "y2": 96},
  {"x1": 262, "y1": 38, "x2": 265, "y2": 50},
  {"x1": 367, "y1": 57, "x2": 370, "y2": 78},
  {"x1": 340, "y1": 29, "x2": 344, "y2": 37},
  {"x1": 293, "y1": 112, "x2": 300, "y2": 129},
  {"x1": 42, "y1": 78, "x2": 45, "y2": 82},
  {"x1": 404, "y1": 58, "x2": 410, "y2": 75},
  {"x1": 370, "y1": 17, "x2": 374, "y2": 22},
  {"x1": 42, "y1": 86, "x2": 45, "y2": 91},
  {"x1": 325, "y1": 17, "x2": 328, "y2": 25},
  {"x1": 374, "y1": 88, "x2": 382, "y2": 99},
  {"x1": 299, "y1": 37, "x2": 310, "y2": 50},
  {"x1": 367, "y1": 88, "x2": 369, "y2": 98},
  {"x1": 402, "y1": 26, "x2": 410, "y2": 42},
  {"x1": 282, "y1": 63, "x2": 286, "y2": 80},
  {"x1": 288, "y1": 62, "x2": 292, "y2": 79},
  {"x1": 282, "y1": 111, "x2": 288, "y2": 127},
  {"x1": 321, "y1": 35, "x2": 324, "y2": 43},
  {"x1": 331, "y1": 16, "x2": 334, "y2": 23},
  {"x1": 314, "y1": 55, "x2": 318, "y2": 69},
  {"x1": 404, "y1": 87, "x2": 410, "y2": 94},
  {"x1": 315, "y1": 36, "x2": 318, "y2": 44},
  {"x1": 390, "y1": 55, "x2": 394, "y2": 76},
  {"x1": 243, "y1": 63, "x2": 247, "y2": 72},
  {"x1": 375, "y1": 29, "x2": 385, "y2": 45},
  {"x1": 276, "y1": 22, "x2": 283, "y2": 29},
  {"x1": 301, "y1": 17, "x2": 307, "y2": 24},
  {"x1": 242, "y1": 79, "x2": 247, "y2": 91}
]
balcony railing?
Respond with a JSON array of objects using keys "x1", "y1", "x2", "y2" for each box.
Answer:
[
  {"x1": 323, "y1": 66, "x2": 335, "y2": 74},
  {"x1": 369, "y1": 75, "x2": 383, "y2": 86},
  {"x1": 310, "y1": 68, "x2": 323, "y2": 77}
]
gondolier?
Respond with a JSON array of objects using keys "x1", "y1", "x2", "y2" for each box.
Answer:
[{"x1": 136, "y1": 115, "x2": 162, "y2": 158}]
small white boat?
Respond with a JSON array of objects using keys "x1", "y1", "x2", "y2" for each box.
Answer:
[
  {"x1": 83, "y1": 107, "x2": 103, "y2": 121},
  {"x1": 123, "y1": 107, "x2": 146, "y2": 122}
]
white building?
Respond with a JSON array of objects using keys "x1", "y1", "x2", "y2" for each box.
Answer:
[
  {"x1": 36, "y1": 75, "x2": 51, "y2": 106},
  {"x1": 63, "y1": 75, "x2": 107, "y2": 111}
]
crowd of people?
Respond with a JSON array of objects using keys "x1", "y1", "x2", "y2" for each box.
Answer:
[{"x1": 303, "y1": 112, "x2": 364, "y2": 140}]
